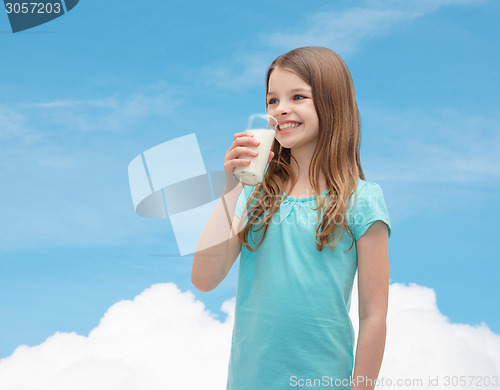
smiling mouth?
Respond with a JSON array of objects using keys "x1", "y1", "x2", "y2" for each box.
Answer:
[{"x1": 278, "y1": 122, "x2": 301, "y2": 131}]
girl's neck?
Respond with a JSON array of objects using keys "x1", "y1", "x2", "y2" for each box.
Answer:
[
  {"x1": 285, "y1": 144, "x2": 327, "y2": 197},
  {"x1": 290, "y1": 142, "x2": 314, "y2": 175},
  {"x1": 285, "y1": 168, "x2": 327, "y2": 198},
  {"x1": 285, "y1": 177, "x2": 327, "y2": 196}
]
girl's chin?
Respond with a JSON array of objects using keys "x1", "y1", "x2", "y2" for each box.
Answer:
[
  {"x1": 276, "y1": 136, "x2": 317, "y2": 151},
  {"x1": 276, "y1": 139, "x2": 294, "y2": 149}
]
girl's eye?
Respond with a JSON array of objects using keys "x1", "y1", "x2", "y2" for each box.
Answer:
[
  {"x1": 294, "y1": 95, "x2": 305, "y2": 100},
  {"x1": 268, "y1": 98, "x2": 278, "y2": 105}
]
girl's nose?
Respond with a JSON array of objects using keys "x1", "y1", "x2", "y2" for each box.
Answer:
[{"x1": 274, "y1": 104, "x2": 289, "y2": 117}]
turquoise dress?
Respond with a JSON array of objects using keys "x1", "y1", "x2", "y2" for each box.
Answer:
[{"x1": 227, "y1": 179, "x2": 391, "y2": 390}]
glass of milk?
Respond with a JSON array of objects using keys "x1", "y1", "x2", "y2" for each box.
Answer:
[{"x1": 233, "y1": 114, "x2": 278, "y2": 186}]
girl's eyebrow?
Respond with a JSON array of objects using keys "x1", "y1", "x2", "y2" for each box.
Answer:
[{"x1": 267, "y1": 87, "x2": 312, "y2": 95}]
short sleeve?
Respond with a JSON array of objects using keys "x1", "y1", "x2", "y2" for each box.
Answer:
[
  {"x1": 234, "y1": 187, "x2": 247, "y2": 219},
  {"x1": 234, "y1": 185, "x2": 257, "y2": 220},
  {"x1": 349, "y1": 181, "x2": 391, "y2": 241}
]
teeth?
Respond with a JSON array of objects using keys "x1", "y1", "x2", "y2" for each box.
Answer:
[{"x1": 279, "y1": 122, "x2": 300, "y2": 131}]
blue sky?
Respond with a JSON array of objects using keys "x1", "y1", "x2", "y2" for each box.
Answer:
[{"x1": 0, "y1": 0, "x2": 499, "y2": 366}]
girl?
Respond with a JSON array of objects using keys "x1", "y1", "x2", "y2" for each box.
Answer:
[{"x1": 192, "y1": 46, "x2": 391, "y2": 390}]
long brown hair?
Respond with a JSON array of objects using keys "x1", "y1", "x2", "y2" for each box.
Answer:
[{"x1": 238, "y1": 46, "x2": 365, "y2": 253}]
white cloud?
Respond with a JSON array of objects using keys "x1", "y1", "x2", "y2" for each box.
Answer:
[
  {"x1": 0, "y1": 128, "x2": 137, "y2": 250},
  {"x1": 0, "y1": 104, "x2": 42, "y2": 144},
  {"x1": 0, "y1": 281, "x2": 498, "y2": 390},
  {"x1": 29, "y1": 97, "x2": 119, "y2": 109},
  {"x1": 204, "y1": 0, "x2": 487, "y2": 90},
  {"x1": 267, "y1": 0, "x2": 487, "y2": 54},
  {"x1": 0, "y1": 283, "x2": 234, "y2": 390},
  {"x1": 373, "y1": 283, "x2": 500, "y2": 389},
  {"x1": 0, "y1": 85, "x2": 180, "y2": 250},
  {"x1": 358, "y1": 106, "x2": 500, "y2": 226},
  {"x1": 268, "y1": 8, "x2": 407, "y2": 55},
  {"x1": 202, "y1": 52, "x2": 273, "y2": 90},
  {"x1": 22, "y1": 90, "x2": 178, "y2": 133},
  {"x1": 361, "y1": 107, "x2": 500, "y2": 183}
]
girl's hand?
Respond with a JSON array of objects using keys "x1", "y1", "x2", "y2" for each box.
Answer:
[{"x1": 224, "y1": 132, "x2": 274, "y2": 189}]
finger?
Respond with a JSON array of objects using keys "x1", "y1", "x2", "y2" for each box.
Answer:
[
  {"x1": 224, "y1": 159, "x2": 251, "y2": 171},
  {"x1": 235, "y1": 136, "x2": 259, "y2": 148},
  {"x1": 226, "y1": 146, "x2": 250, "y2": 162},
  {"x1": 233, "y1": 131, "x2": 254, "y2": 141},
  {"x1": 228, "y1": 134, "x2": 256, "y2": 154}
]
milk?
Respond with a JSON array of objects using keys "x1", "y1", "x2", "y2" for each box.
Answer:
[{"x1": 233, "y1": 129, "x2": 276, "y2": 186}]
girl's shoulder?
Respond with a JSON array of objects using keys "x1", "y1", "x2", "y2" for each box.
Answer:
[
  {"x1": 348, "y1": 178, "x2": 391, "y2": 239},
  {"x1": 348, "y1": 179, "x2": 387, "y2": 210},
  {"x1": 353, "y1": 178, "x2": 384, "y2": 196}
]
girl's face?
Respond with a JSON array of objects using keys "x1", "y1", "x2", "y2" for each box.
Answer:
[{"x1": 267, "y1": 67, "x2": 320, "y2": 151}]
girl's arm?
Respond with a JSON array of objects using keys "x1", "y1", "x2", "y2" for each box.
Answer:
[
  {"x1": 191, "y1": 182, "x2": 244, "y2": 292},
  {"x1": 351, "y1": 220, "x2": 390, "y2": 390},
  {"x1": 192, "y1": 131, "x2": 271, "y2": 292}
]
